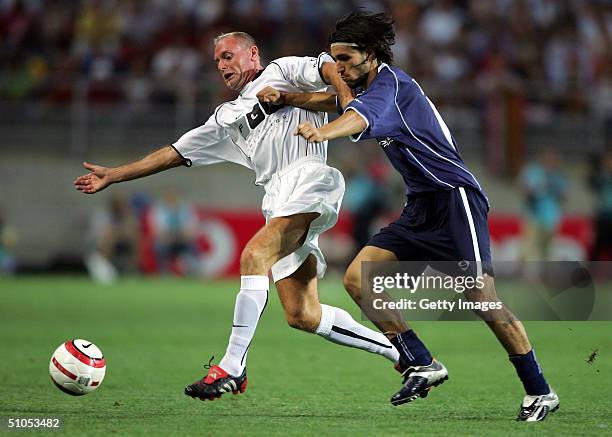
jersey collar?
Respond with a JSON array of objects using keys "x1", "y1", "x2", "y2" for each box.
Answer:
[{"x1": 239, "y1": 69, "x2": 265, "y2": 96}]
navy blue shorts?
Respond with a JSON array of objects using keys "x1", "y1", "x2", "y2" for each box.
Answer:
[{"x1": 368, "y1": 187, "x2": 493, "y2": 276}]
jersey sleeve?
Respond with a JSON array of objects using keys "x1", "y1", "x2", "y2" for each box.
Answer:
[
  {"x1": 344, "y1": 70, "x2": 399, "y2": 141},
  {"x1": 172, "y1": 110, "x2": 251, "y2": 169},
  {"x1": 271, "y1": 53, "x2": 334, "y2": 92}
]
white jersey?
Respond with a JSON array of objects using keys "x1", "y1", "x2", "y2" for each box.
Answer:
[{"x1": 173, "y1": 54, "x2": 334, "y2": 185}]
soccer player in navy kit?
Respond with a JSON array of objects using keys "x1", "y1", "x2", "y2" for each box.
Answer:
[{"x1": 280, "y1": 11, "x2": 559, "y2": 421}]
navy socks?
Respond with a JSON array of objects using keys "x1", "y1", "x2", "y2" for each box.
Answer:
[
  {"x1": 509, "y1": 349, "x2": 550, "y2": 395},
  {"x1": 390, "y1": 330, "x2": 433, "y2": 367}
]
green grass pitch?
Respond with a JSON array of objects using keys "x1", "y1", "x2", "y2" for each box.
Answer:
[{"x1": 0, "y1": 276, "x2": 610, "y2": 436}]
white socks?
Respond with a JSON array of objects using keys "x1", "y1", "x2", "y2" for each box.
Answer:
[
  {"x1": 219, "y1": 278, "x2": 398, "y2": 376},
  {"x1": 219, "y1": 275, "x2": 269, "y2": 376},
  {"x1": 315, "y1": 304, "x2": 399, "y2": 364}
]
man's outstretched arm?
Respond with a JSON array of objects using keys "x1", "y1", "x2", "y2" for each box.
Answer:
[
  {"x1": 74, "y1": 145, "x2": 184, "y2": 194},
  {"x1": 257, "y1": 87, "x2": 338, "y2": 113},
  {"x1": 256, "y1": 63, "x2": 354, "y2": 113}
]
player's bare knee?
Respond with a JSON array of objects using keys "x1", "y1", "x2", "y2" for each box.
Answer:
[
  {"x1": 465, "y1": 277, "x2": 500, "y2": 304},
  {"x1": 463, "y1": 278, "x2": 509, "y2": 322},
  {"x1": 343, "y1": 269, "x2": 361, "y2": 301},
  {"x1": 240, "y1": 244, "x2": 267, "y2": 275}
]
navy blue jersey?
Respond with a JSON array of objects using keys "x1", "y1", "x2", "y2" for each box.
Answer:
[{"x1": 345, "y1": 64, "x2": 487, "y2": 204}]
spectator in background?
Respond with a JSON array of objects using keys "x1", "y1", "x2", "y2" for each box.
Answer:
[
  {"x1": 519, "y1": 147, "x2": 567, "y2": 260},
  {"x1": 123, "y1": 54, "x2": 153, "y2": 110},
  {"x1": 82, "y1": 41, "x2": 123, "y2": 103},
  {"x1": 118, "y1": 0, "x2": 161, "y2": 48},
  {"x1": 0, "y1": 208, "x2": 18, "y2": 275},
  {"x1": 2, "y1": 0, "x2": 611, "y2": 115},
  {"x1": 589, "y1": 149, "x2": 612, "y2": 261},
  {"x1": 72, "y1": 0, "x2": 120, "y2": 57},
  {"x1": 0, "y1": 0, "x2": 36, "y2": 53},
  {"x1": 151, "y1": 32, "x2": 201, "y2": 104},
  {"x1": 342, "y1": 149, "x2": 389, "y2": 251},
  {"x1": 419, "y1": 0, "x2": 464, "y2": 47},
  {"x1": 85, "y1": 193, "x2": 139, "y2": 284},
  {"x1": 151, "y1": 188, "x2": 198, "y2": 276},
  {"x1": 0, "y1": 53, "x2": 42, "y2": 100},
  {"x1": 591, "y1": 52, "x2": 612, "y2": 144}
]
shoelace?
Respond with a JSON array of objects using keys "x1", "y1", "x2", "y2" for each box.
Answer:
[
  {"x1": 197, "y1": 356, "x2": 218, "y2": 385},
  {"x1": 518, "y1": 400, "x2": 539, "y2": 419},
  {"x1": 203, "y1": 355, "x2": 215, "y2": 371}
]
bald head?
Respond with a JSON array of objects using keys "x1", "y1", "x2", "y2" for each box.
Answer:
[
  {"x1": 214, "y1": 32, "x2": 257, "y2": 49},
  {"x1": 213, "y1": 32, "x2": 263, "y2": 91}
]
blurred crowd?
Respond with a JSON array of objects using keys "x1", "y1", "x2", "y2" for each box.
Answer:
[
  {"x1": 84, "y1": 190, "x2": 200, "y2": 283},
  {"x1": 2, "y1": 146, "x2": 611, "y2": 281},
  {"x1": 69, "y1": 146, "x2": 610, "y2": 282},
  {"x1": 1, "y1": 0, "x2": 611, "y2": 279},
  {"x1": 1, "y1": 0, "x2": 611, "y2": 114}
]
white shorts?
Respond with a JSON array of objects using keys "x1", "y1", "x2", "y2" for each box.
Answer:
[{"x1": 261, "y1": 156, "x2": 345, "y2": 282}]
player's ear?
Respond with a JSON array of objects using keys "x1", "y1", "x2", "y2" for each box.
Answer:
[
  {"x1": 250, "y1": 45, "x2": 259, "y2": 61},
  {"x1": 366, "y1": 50, "x2": 375, "y2": 63}
]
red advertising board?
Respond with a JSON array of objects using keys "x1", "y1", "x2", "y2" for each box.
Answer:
[{"x1": 139, "y1": 208, "x2": 593, "y2": 277}]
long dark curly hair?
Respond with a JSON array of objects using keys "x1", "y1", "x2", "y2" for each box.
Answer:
[{"x1": 328, "y1": 11, "x2": 396, "y2": 65}]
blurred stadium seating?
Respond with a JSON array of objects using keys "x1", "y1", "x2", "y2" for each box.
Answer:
[{"x1": 1, "y1": 0, "x2": 610, "y2": 272}]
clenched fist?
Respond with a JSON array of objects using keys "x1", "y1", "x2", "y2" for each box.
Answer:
[
  {"x1": 295, "y1": 122, "x2": 327, "y2": 143},
  {"x1": 256, "y1": 86, "x2": 285, "y2": 105}
]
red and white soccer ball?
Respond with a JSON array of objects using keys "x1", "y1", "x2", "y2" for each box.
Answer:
[{"x1": 49, "y1": 339, "x2": 106, "y2": 396}]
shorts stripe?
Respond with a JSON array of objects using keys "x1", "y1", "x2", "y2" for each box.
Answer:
[{"x1": 458, "y1": 187, "x2": 482, "y2": 277}]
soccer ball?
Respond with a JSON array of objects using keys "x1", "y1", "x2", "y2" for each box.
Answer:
[{"x1": 49, "y1": 339, "x2": 106, "y2": 396}]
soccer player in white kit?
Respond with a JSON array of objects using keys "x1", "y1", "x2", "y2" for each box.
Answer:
[{"x1": 74, "y1": 32, "x2": 401, "y2": 401}]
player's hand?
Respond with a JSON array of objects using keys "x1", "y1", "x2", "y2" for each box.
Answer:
[
  {"x1": 295, "y1": 122, "x2": 327, "y2": 143},
  {"x1": 74, "y1": 162, "x2": 113, "y2": 194},
  {"x1": 256, "y1": 86, "x2": 285, "y2": 105}
]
